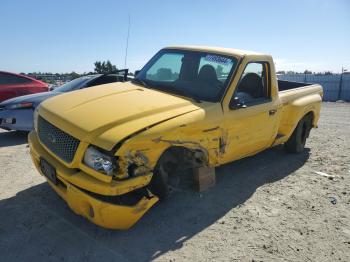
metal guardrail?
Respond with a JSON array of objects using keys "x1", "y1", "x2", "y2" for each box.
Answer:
[{"x1": 278, "y1": 74, "x2": 350, "y2": 101}]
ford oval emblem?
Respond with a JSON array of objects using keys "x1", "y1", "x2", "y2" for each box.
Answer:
[{"x1": 47, "y1": 133, "x2": 56, "y2": 144}]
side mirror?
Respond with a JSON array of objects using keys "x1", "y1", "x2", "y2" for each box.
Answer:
[
  {"x1": 134, "y1": 70, "x2": 140, "y2": 77},
  {"x1": 229, "y1": 97, "x2": 246, "y2": 110}
]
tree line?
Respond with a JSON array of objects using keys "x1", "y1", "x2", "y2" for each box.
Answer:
[{"x1": 22, "y1": 60, "x2": 131, "y2": 84}]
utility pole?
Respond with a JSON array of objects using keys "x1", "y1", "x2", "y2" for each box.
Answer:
[{"x1": 124, "y1": 14, "x2": 131, "y2": 69}]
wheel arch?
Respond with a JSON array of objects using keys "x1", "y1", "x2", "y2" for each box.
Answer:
[
  {"x1": 154, "y1": 145, "x2": 209, "y2": 172},
  {"x1": 148, "y1": 145, "x2": 209, "y2": 199}
]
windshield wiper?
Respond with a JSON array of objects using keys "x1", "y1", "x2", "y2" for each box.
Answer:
[
  {"x1": 132, "y1": 79, "x2": 201, "y2": 103},
  {"x1": 157, "y1": 85, "x2": 202, "y2": 103},
  {"x1": 151, "y1": 85, "x2": 202, "y2": 103},
  {"x1": 173, "y1": 89, "x2": 202, "y2": 103}
]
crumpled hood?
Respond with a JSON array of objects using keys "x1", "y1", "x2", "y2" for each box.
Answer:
[{"x1": 39, "y1": 82, "x2": 201, "y2": 150}]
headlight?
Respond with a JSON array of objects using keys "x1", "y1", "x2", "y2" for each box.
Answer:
[
  {"x1": 84, "y1": 146, "x2": 114, "y2": 176},
  {"x1": 33, "y1": 108, "x2": 39, "y2": 132},
  {"x1": 7, "y1": 102, "x2": 33, "y2": 110}
]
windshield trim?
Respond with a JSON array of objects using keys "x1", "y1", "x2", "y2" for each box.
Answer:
[{"x1": 135, "y1": 48, "x2": 239, "y2": 103}]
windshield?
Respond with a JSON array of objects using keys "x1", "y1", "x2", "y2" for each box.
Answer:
[
  {"x1": 135, "y1": 49, "x2": 238, "y2": 102},
  {"x1": 54, "y1": 75, "x2": 95, "y2": 92}
]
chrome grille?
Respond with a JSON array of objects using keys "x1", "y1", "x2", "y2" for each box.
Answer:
[{"x1": 38, "y1": 116, "x2": 80, "y2": 163}]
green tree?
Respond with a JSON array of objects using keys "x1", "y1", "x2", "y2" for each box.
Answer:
[
  {"x1": 69, "y1": 71, "x2": 80, "y2": 79},
  {"x1": 106, "y1": 60, "x2": 117, "y2": 72},
  {"x1": 94, "y1": 60, "x2": 117, "y2": 74},
  {"x1": 94, "y1": 61, "x2": 103, "y2": 73}
]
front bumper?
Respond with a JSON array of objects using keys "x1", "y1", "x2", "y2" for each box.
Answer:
[
  {"x1": 28, "y1": 131, "x2": 159, "y2": 229},
  {"x1": 0, "y1": 108, "x2": 34, "y2": 131}
]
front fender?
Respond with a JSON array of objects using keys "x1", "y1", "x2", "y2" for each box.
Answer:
[{"x1": 114, "y1": 106, "x2": 224, "y2": 180}]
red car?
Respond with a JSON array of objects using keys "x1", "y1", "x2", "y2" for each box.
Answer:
[{"x1": 0, "y1": 71, "x2": 48, "y2": 102}]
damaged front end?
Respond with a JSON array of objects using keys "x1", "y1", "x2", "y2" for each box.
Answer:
[
  {"x1": 28, "y1": 131, "x2": 159, "y2": 229},
  {"x1": 117, "y1": 150, "x2": 153, "y2": 179}
]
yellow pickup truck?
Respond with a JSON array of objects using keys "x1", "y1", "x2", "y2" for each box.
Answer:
[{"x1": 28, "y1": 46, "x2": 323, "y2": 229}]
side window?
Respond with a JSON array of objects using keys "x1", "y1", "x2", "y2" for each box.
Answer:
[
  {"x1": 145, "y1": 53, "x2": 183, "y2": 81},
  {"x1": 0, "y1": 73, "x2": 32, "y2": 85},
  {"x1": 234, "y1": 62, "x2": 270, "y2": 104}
]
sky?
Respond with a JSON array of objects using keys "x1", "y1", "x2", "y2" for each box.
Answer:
[{"x1": 0, "y1": 0, "x2": 349, "y2": 74}]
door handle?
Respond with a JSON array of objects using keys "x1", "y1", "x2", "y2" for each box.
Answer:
[{"x1": 269, "y1": 109, "x2": 277, "y2": 116}]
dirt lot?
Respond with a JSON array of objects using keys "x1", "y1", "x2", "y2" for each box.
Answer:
[{"x1": 0, "y1": 102, "x2": 349, "y2": 262}]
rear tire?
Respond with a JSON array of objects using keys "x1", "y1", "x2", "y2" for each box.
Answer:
[{"x1": 285, "y1": 115, "x2": 312, "y2": 153}]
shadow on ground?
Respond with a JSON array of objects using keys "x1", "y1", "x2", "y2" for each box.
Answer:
[
  {"x1": 0, "y1": 131, "x2": 28, "y2": 147},
  {"x1": 0, "y1": 146, "x2": 310, "y2": 262}
]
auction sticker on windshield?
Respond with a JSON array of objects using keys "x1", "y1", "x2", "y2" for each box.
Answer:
[{"x1": 204, "y1": 55, "x2": 232, "y2": 65}]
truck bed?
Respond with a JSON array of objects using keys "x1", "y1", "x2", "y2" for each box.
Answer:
[
  {"x1": 278, "y1": 80, "x2": 313, "y2": 91},
  {"x1": 278, "y1": 80, "x2": 322, "y2": 104},
  {"x1": 276, "y1": 80, "x2": 323, "y2": 144}
]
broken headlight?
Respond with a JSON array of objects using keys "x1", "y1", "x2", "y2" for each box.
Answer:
[{"x1": 84, "y1": 146, "x2": 115, "y2": 176}]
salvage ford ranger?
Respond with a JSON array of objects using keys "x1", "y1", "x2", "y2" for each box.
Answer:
[{"x1": 28, "y1": 46, "x2": 323, "y2": 229}]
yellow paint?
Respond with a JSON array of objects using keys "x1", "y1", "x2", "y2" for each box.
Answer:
[{"x1": 28, "y1": 46, "x2": 322, "y2": 229}]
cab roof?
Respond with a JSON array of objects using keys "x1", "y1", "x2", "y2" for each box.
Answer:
[{"x1": 165, "y1": 45, "x2": 265, "y2": 58}]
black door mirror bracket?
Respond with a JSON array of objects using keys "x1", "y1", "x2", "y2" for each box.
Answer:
[{"x1": 229, "y1": 97, "x2": 247, "y2": 110}]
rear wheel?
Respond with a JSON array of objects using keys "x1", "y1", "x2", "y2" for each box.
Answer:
[{"x1": 285, "y1": 114, "x2": 312, "y2": 153}]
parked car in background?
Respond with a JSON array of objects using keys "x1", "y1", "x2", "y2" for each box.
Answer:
[
  {"x1": 0, "y1": 71, "x2": 128, "y2": 131},
  {"x1": 0, "y1": 71, "x2": 48, "y2": 102}
]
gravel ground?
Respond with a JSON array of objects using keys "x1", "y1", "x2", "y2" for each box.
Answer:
[{"x1": 0, "y1": 102, "x2": 349, "y2": 262}]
